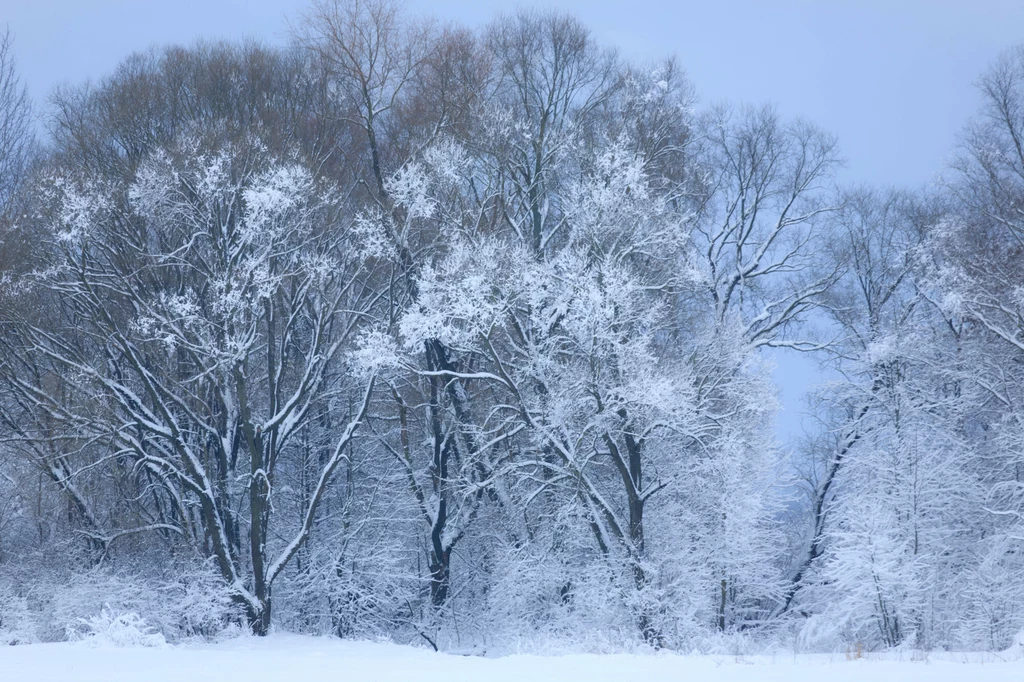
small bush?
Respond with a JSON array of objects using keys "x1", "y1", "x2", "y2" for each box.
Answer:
[
  {"x1": 66, "y1": 607, "x2": 166, "y2": 648},
  {"x1": 0, "y1": 582, "x2": 38, "y2": 645}
]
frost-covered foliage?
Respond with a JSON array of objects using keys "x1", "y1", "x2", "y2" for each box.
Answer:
[
  {"x1": 0, "y1": 558, "x2": 242, "y2": 645},
  {"x1": 67, "y1": 609, "x2": 167, "y2": 648},
  {"x1": 0, "y1": 1, "x2": 1023, "y2": 656}
]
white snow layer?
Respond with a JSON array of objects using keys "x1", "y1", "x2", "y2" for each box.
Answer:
[{"x1": 1, "y1": 634, "x2": 1021, "y2": 682}]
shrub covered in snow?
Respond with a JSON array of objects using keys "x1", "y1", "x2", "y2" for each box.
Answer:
[{"x1": 66, "y1": 608, "x2": 166, "y2": 648}]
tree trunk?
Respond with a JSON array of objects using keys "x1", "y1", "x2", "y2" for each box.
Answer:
[
  {"x1": 429, "y1": 546, "x2": 452, "y2": 607},
  {"x1": 718, "y1": 575, "x2": 727, "y2": 631},
  {"x1": 248, "y1": 597, "x2": 272, "y2": 636}
]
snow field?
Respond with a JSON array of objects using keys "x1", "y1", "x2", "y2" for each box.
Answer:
[{"x1": 2, "y1": 634, "x2": 1021, "y2": 682}]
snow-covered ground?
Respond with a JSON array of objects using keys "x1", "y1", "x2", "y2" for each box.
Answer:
[{"x1": 2, "y1": 634, "x2": 1021, "y2": 682}]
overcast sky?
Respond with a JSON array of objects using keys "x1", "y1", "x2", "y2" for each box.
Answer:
[{"x1": 3, "y1": 0, "x2": 1022, "y2": 442}]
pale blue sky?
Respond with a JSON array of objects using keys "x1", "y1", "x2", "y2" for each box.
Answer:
[{"x1": 3, "y1": 0, "x2": 1021, "y2": 442}]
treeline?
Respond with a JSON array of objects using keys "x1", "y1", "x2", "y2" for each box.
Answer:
[{"x1": 0, "y1": 0, "x2": 1021, "y2": 653}]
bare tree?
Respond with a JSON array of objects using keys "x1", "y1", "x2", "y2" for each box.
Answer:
[
  {"x1": 695, "y1": 105, "x2": 841, "y2": 349},
  {"x1": 782, "y1": 190, "x2": 928, "y2": 613},
  {"x1": 0, "y1": 29, "x2": 31, "y2": 217},
  {"x1": 0, "y1": 28, "x2": 35, "y2": 277},
  {"x1": 483, "y1": 9, "x2": 618, "y2": 256}
]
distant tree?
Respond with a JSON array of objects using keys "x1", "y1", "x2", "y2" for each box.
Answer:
[{"x1": 0, "y1": 29, "x2": 32, "y2": 221}]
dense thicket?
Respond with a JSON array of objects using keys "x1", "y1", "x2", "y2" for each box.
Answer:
[{"x1": 0, "y1": 1, "x2": 1021, "y2": 653}]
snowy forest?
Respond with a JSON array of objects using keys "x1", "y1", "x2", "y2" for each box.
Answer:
[{"x1": 0, "y1": 0, "x2": 1022, "y2": 656}]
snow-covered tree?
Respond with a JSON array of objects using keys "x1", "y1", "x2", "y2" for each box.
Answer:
[{"x1": 2, "y1": 134, "x2": 377, "y2": 633}]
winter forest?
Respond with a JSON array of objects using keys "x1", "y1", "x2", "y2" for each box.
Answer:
[{"x1": 0, "y1": 0, "x2": 1023, "y2": 659}]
